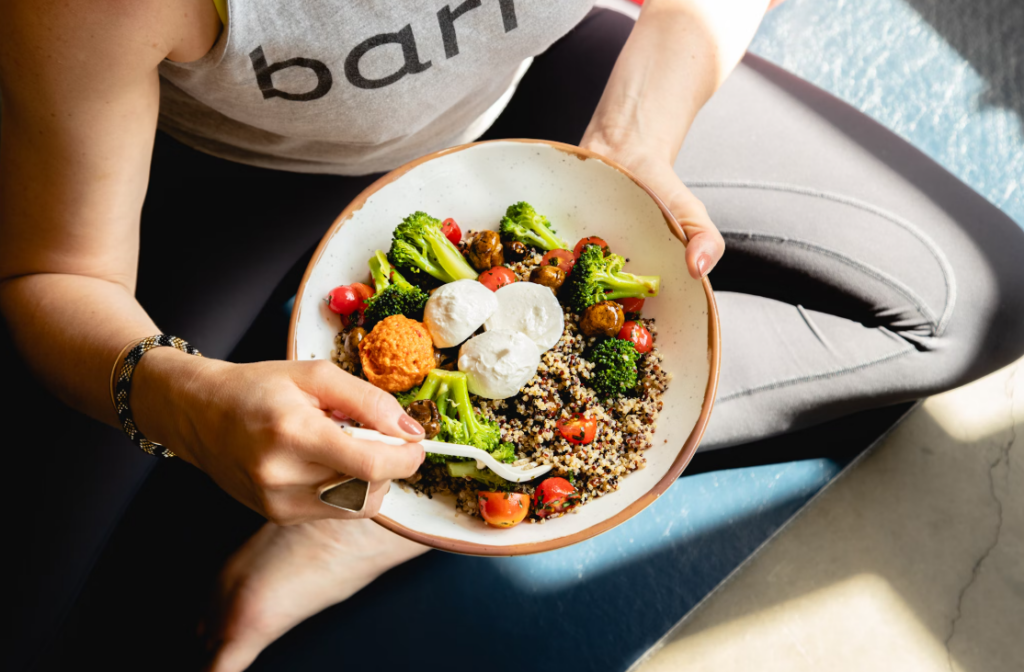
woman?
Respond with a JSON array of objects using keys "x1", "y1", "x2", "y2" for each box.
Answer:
[{"x1": 3, "y1": 1, "x2": 1023, "y2": 670}]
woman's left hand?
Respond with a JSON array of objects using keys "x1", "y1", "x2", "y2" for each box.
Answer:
[{"x1": 579, "y1": 136, "x2": 724, "y2": 280}]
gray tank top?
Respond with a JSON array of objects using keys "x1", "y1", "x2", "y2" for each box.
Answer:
[{"x1": 158, "y1": 0, "x2": 596, "y2": 175}]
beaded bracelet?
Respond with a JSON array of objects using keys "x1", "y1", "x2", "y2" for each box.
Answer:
[{"x1": 111, "y1": 335, "x2": 202, "y2": 458}]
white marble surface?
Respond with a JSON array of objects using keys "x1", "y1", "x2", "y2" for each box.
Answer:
[{"x1": 632, "y1": 359, "x2": 1023, "y2": 672}]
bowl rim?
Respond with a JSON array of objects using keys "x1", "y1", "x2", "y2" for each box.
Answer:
[{"x1": 288, "y1": 138, "x2": 721, "y2": 556}]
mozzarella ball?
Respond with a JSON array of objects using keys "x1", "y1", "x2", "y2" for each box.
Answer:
[
  {"x1": 458, "y1": 330, "x2": 541, "y2": 399},
  {"x1": 484, "y1": 281, "x2": 565, "y2": 352},
  {"x1": 423, "y1": 279, "x2": 499, "y2": 348}
]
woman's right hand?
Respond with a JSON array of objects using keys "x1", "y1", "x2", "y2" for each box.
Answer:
[{"x1": 133, "y1": 350, "x2": 426, "y2": 525}]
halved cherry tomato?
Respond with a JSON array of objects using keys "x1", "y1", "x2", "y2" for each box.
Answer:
[
  {"x1": 351, "y1": 282, "x2": 374, "y2": 301},
  {"x1": 557, "y1": 414, "x2": 598, "y2": 444},
  {"x1": 573, "y1": 236, "x2": 610, "y2": 259},
  {"x1": 616, "y1": 297, "x2": 645, "y2": 315},
  {"x1": 477, "y1": 491, "x2": 530, "y2": 528},
  {"x1": 478, "y1": 266, "x2": 517, "y2": 291},
  {"x1": 541, "y1": 249, "x2": 575, "y2": 274},
  {"x1": 534, "y1": 477, "x2": 580, "y2": 518},
  {"x1": 326, "y1": 285, "x2": 361, "y2": 315},
  {"x1": 441, "y1": 218, "x2": 462, "y2": 245},
  {"x1": 618, "y1": 321, "x2": 653, "y2": 354}
]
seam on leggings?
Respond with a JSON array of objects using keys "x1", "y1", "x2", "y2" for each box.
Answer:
[
  {"x1": 717, "y1": 343, "x2": 916, "y2": 403},
  {"x1": 719, "y1": 230, "x2": 941, "y2": 335},
  {"x1": 683, "y1": 180, "x2": 958, "y2": 336}
]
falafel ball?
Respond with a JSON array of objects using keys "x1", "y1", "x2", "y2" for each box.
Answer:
[{"x1": 358, "y1": 315, "x2": 436, "y2": 392}]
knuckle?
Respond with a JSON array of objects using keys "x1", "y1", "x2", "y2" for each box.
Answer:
[
  {"x1": 309, "y1": 359, "x2": 337, "y2": 380},
  {"x1": 358, "y1": 450, "x2": 383, "y2": 481}
]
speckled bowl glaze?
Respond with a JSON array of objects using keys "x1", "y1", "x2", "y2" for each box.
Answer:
[{"x1": 289, "y1": 139, "x2": 720, "y2": 556}]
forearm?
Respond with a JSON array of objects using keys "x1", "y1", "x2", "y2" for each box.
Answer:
[
  {"x1": 0, "y1": 273, "x2": 166, "y2": 428},
  {"x1": 585, "y1": 0, "x2": 772, "y2": 159}
]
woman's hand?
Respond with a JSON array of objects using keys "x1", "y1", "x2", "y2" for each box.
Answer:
[
  {"x1": 581, "y1": 135, "x2": 724, "y2": 279},
  {"x1": 577, "y1": 0, "x2": 782, "y2": 279},
  {"x1": 133, "y1": 350, "x2": 426, "y2": 525}
]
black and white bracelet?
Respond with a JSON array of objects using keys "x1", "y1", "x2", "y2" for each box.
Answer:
[{"x1": 112, "y1": 334, "x2": 202, "y2": 458}]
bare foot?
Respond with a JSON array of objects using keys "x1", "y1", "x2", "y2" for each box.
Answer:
[{"x1": 202, "y1": 518, "x2": 428, "y2": 672}]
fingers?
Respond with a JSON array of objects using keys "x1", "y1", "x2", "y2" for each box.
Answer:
[
  {"x1": 304, "y1": 416, "x2": 425, "y2": 484},
  {"x1": 642, "y1": 165, "x2": 726, "y2": 279},
  {"x1": 307, "y1": 362, "x2": 425, "y2": 441}
]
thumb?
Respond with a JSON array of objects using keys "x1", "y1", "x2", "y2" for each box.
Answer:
[
  {"x1": 308, "y1": 363, "x2": 425, "y2": 441},
  {"x1": 643, "y1": 166, "x2": 725, "y2": 279}
]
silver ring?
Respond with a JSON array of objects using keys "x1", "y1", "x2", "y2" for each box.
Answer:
[{"x1": 317, "y1": 477, "x2": 370, "y2": 513}]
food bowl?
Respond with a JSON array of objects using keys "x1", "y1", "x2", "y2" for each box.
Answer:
[{"x1": 288, "y1": 139, "x2": 720, "y2": 555}]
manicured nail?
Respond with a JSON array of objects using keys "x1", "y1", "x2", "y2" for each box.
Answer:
[
  {"x1": 697, "y1": 253, "x2": 711, "y2": 278},
  {"x1": 399, "y1": 413, "x2": 425, "y2": 437}
]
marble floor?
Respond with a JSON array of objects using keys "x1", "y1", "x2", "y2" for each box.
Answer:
[{"x1": 631, "y1": 358, "x2": 1024, "y2": 672}]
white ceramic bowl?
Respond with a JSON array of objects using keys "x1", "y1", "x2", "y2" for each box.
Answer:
[{"x1": 289, "y1": 140, "x2": 720, "y2": 555}]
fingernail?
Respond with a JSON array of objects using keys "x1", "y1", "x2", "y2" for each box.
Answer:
[
  {"x1": 697, "y1": 253, "x2": 711, "y2": 278},
  {"x1": 399, "y1": 413, "x2": 425, "y2": 437}
]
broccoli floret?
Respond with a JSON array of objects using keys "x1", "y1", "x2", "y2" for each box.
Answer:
[
  {"x1": 363, "y1": 251, "x2": 430, "y2": 328},
  {"x1": 491, "y1": 442, "x2": 516, "y2": 464},
  {"x1": 446, "y1": 461, "x2": 513, "y2": 489},
  {"x1": 587, "y1": 338, "x2": 640, "y2": 399},
  {"x1": 395, "y1": 387, "x2": 419, "y2": 408},
  {"x1": 498, "y1": 201, "x2": 569, "y2": 251},
  {"x1": 387, "y1": 211, "x2": 478, "y2": 284},
  {"x1": 563, "y1": 244, "x2": 661, "y2": 312},
  {"x1": 414, "y1": 369, "x2": 502, "y2": 453}
]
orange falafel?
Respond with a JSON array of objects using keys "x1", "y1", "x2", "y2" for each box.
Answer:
[{"x1": 358, "y1": 315, "x2": 435, "y2": 392}]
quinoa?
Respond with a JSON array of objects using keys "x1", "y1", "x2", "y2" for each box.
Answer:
[{"x1": 332, "y1": 243, "x2": 671, "y2": 523}]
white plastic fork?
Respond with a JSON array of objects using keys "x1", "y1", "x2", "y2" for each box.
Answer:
[{"x1": 340, "y1": 424, "x2": 552, "y2": 483}]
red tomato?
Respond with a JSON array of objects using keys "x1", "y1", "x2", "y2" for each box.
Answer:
[
  {"x1": 441, "y1": 218, "x2": 462, "y2": 245},
  {"x1": 478, "y1": 266, "x2": 517, "y2": 291},
  {"x1": 477, "y1": 491, "x2": 530, "y2": 528},
  {"x1": 541, "y1": 249, "x2": 575, "y2": 274},
  {"x1": 534, "y1": 477, "x2": 580, "y2": 518},
  {"x1": 326, "y1": 285, "x2": 361, "y2": 315},
  {"x1": 573, "y1": 236, "x2": 610, "y2": 259},
  {"x1": 616, "y1": 297, "x2": 645, "y2": 315},
  {"x1": 618, "y1": 321, "x2": 653, "y2": 354},
  {"x1": 557, "y1": 414, "x2": 598, "y2": 444},
  {"x1": 351, "y1": 282, "x2": 374, "y2": 301}
]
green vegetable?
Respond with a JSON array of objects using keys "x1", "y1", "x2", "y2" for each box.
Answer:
[
  {"x1": 498, "y1": 201, "x2": 569, "y2": 252},
  {"x1": 562, "y1": 244, "x2": 661, "y2": 312},
  {"x1": 387, "y1": 211, "x2": 478, "y2": 284},
  {"x1": 446, "y1": 461, "x2": 510, "y2": 489},
  {"x1": 363, "y1": 250, "x2": 430, "y2": 328},
  {"x1": 409, "y1": 369, "x2": 515, "y2": 463},
  {"x1": 587, "y1": 338, "x2": 640, "y2": 399}
]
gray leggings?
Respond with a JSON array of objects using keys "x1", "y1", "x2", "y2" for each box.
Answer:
[
  {"x1": 685, "y1": 56, "x2": 1024, "y2": 449},
  {"x1": 11, "y1": 9, "x2": 1024, "y2": 668}
]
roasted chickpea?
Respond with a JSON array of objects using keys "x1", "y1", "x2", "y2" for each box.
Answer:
[
  {"x1": 529, "y1": 264, "x2": 566, "y2": 294},
  {"x1": 407, "y1": 400, "x2": 441, "y2": 439},
  {"x1": 467, "y1": 230, "x2": 504, "y2": 271},
  {"x1": 580, "y1": 300, "x2": 625, "y2": 337},
  {"x1": 344, "y1": 327, "x2": 367, "y2": 361}
]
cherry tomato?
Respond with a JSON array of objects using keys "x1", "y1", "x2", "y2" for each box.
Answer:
[
  {"x1": 534, "y1": 477, "x2": 580, "y2": 518},
  {"x1": 541, "y1": 249, "x2": 575, "y2": 274},
  {"x1": 326, "y1": 285, "x2": 361, "y2": 315},
  {"x1": 573, "y1": 236, "x2": 610, "y2": 259},
  {"x1": 477, "y1": 491, "x2": 530, "y2": 528},
  {"x1": 478, "y1": 266, "x2": 517, "y2": 291},
  {"x1": 618, "y1": 321, "x2": 653, "y2": 354},
  {"x1": 557, "y1": 414, "x2": 598, "y2": 444},
  {"x1": 441, "y1": 218, "x2": 462, "y2": 245},
  {"x1": 351, "y1": 282, "x2": 374, "y2": 301},
  {"x1": 616, "y1": 297, "x2": 645, "y2": 315}
]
